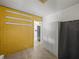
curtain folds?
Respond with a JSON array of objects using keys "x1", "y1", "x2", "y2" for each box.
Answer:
[{"x1": 59, "y1": 20, "x2": 79, "y2": 59}]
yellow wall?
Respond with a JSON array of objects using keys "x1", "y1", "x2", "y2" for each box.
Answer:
[{"x1": 0, "y1": 6, "x2": 42, "y2": 55}]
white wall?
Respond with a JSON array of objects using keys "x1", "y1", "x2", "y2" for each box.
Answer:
[
  {"x1": 42, "y1": 3, "x2": 79, "y2": 57},
  {"x1": 42, "y1": 14, "x2": 59, "y2": 57},
  {"x1": 59, "y1": 3, "x2": 79, "y2": 21}
]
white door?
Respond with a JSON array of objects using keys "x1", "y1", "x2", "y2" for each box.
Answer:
[{"x1": 34, "y1": 21, "x2": 41, "y2": 47}]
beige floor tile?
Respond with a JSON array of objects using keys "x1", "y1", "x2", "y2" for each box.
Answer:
[{"x1": 4, "y1": 44, "x2": 57, "y2": 59}]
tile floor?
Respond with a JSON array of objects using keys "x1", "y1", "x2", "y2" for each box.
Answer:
[{"x1": 4, "y1": 44, "x2": 57, "y2": 59}]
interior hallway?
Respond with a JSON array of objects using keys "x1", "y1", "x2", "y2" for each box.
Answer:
[
  {"x1": 4, "y1": 43, "x2": 57, "y2": 59},
  {"x1": 1, "y1": 0, "x2": 79, "y2": 59}
]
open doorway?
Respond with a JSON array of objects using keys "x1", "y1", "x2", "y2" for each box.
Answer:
[{"x1": 34, "y1": 21, "x2": 41, "y2": 47}]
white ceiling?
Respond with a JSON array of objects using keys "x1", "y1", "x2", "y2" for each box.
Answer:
[{"x1": 0, "y1": 0, "x2": 79, "y2": 16}]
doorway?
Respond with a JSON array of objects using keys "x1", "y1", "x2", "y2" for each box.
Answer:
[{"x1": 34, "y1": 21, "x2": 41, "y2": 47}]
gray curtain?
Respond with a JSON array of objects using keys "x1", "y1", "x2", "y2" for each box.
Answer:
[{"x1": 58, "y1": 20, "x2": 79, "y2": 59}]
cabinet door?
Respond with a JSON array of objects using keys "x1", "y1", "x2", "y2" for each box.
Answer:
[{"x1": 0, "y1": 6, "x2": 34, "y2": 55}]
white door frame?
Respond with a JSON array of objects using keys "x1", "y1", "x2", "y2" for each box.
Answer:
[{"x1": 34, "y1": 21, "x2": 41, "y2": 47}]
